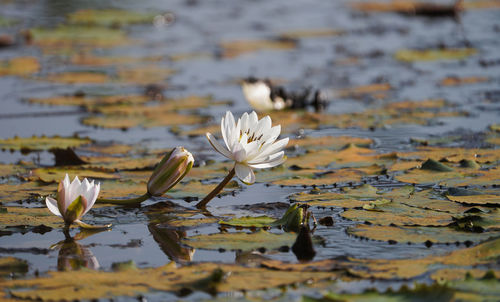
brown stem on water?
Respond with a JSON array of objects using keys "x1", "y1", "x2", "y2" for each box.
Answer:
[{"x1": 196, "y1": 167, "x2": 235, "y2": 209}]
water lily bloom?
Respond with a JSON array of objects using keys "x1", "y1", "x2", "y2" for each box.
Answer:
[
  {"x1": 147, "y1": 146, "x2": 194, "y2": 196},
  {"x1": 206, "y1": 111, "x2": 288, "y2": 184},
  {"x1": 46, "y1": 174, "x2": 100, "y2": 225}
]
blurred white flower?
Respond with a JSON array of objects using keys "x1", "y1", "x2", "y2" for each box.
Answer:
[
  {"x1": 46, "y1": 174, "x2": 100, "y2": 225},
  {"x1": 206, "y1": 111, "x2": 288, "y2": 184}
]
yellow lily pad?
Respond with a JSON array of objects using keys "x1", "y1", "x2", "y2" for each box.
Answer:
[
  {"x1": 336, "y1": 83, "x2": 391, "y2": 99},
  {"x1": 28, "y1": 94, "x2": 150, "y2": 107},
  {"x1": 347, "y1": 224, "x2": 500, "y2": 244},
  {"x1": 289, "y1": 136, "x2": 373, "y2": 150},
  {"x1": 220, "y1": 39, "x2": 297, "y2": 58},
  {"x1": 82, "y1": 112, "x2": 208, "y2": 129},
  {"x1": 167, "y1": 217, "x2": 219, "y2": 227},
  {"x1": 0, "y1": 257, "x2": 28, "y2": 277},
  {"x1": 0, "y1": 206, "x2": 63, "y2": 230},
  {"x1": 1, "y1": 262, "x2": 333, "y2": 300},
  {"x1": 67, "y1": 9, "x2": 156, "y2": 27},
  {"x1": 115, "y1": 65, "x2": 175, "y2": 85},
  {"x1": 182, "y1": 230, "x2": 298, "y2": 251},
  {"x1": 279, "y1": 28, "x2": 343, "y2": 39},
  {"x1": 395, "y1": 48, "x2": 477, "y2": 62},
  {"x1": 219, "y1": 216, "x2": 276, "y2": 228},
  {"x1": 0, "y1": 57, "x2": 40, "y2": 76},
  {"x1": 45, "y1": 71, "x2": 110, "y2": 84},
  {"x1": 0, "y1": 181, "x2": 55, "y2": 203},
  {"x1": 0, "y1": 135, "x2": 92, "y2": 152},
  {"x1": 30, "y1": 26, "x2": 132, "y2": 50},
  {"x1": 440, "y1": 76, "x2": 489, "y2": 86},
  {"x1": 31, "y1": 167, "x2": 119, "y2": 183}
]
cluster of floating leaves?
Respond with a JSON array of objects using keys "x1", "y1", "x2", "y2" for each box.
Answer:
[{"x1": 0, "y1": 2, "x2": 499, "y2": 301}]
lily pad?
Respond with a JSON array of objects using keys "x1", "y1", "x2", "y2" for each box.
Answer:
[
  {"x1": 336, "y1": 83, "x2": 391, "y2": 100},
  {"x1": 67, "y1": 9, "x2": 156, "y2": 27},
  {"x1": 0, "y1": 57, "x2": 40, "y2": 76},
  {"x1": 182, "y1": 230, "x2": 298, "y2": 251},
  {"x1": 279, "y1": 28, "x2": 343, "y2": 39},
  {"x1": 0, "y1": 257, "x2": 28, "y2": 277},
  {"x1": 289, "y1": 136, "x2": 373, "y2": 150},
  {"x1": 31, "y1": 167, "x2": 119, "y2": 183},
  {"x1": 347, "y1": 224, "x2": 500, "y2": 244},
  {"x1": 0, "y1": 135, "x2": 92, "y2": 152},
  {"x1": 82, "y1": 112, "x2": 209, "y2": 129},
  {"x1": 45, "y1": 71, "x2": 111, "y2": 84},
  {"x1": 219, "y1": 216, "x2": 276, "y2": 228},
  {"x1": 220, "y1": 39, "x2": 297, "y2": 58},
  {"x1": 447, "y1": 193, "x2": 500, "y2": 206},
  {"x1": 0, "y1": 206, "x2": 63, "y2": 230},
  {"x1": 440, "y1": 76, "x2": 489, "y2": 86},
  {"x1": 28, "y1": 94, "x2": 150, "y2": 108},
  {"x1": 395, "y1": 48, "x2": 477, "y2": 62},
  {"x1": 30, "y1": 26, "x2": 132, "y2": 50},
  {"x1": 2, "y1": 262, "x2": 333, "y2": 300}
]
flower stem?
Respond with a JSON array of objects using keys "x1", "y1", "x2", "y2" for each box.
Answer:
[
  {"x1": 196, "y1": 167, "x2": 235, "y2": 209},
  {"x1": 96, "y1": 192, "x2": 151, "y2": 205}
]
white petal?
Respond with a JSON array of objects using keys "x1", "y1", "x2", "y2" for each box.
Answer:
[
  {"x1": 83, "y1": 182, "x2": 99, "y2": 215},
  {"x1": 206, "y1": 132, "x2": 233, "y2": 159},
  {"x1": 254, "y1": 115, "x2": 272, "y2": 138},
  {"x1": 240, "y1": 112, "x2": 249, "y2": 134},
  {"x1": 249, "y1": 137, "x2": 289, "y2": 163},
  {"x1": 233, "y1": 142, "x2": 247, "y2": 162},
  {"x1": 235, "y1": 163, "x2": 255, "y2": 184},
  {"x1": 248, "y1": 152, "x2": 286, "y2": 169},
  {"x1": 260, "y1": 125, "x2": 281, "y2": 144},
  {"x1": 67, "y1": 176, "x2": 82, "y2": 208},
  {"x1": 249, "y1": 111, "x2": 259, "y2": 127},
  {"x1": 46, "y1": 197, "x2": 62, "y2": 217}
]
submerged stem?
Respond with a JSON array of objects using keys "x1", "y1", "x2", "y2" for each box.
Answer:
[
  {"x1": 196, "y1": 167, "x2": 236, "y2": 209},
  {"x1": 96, "y1": 192, "x2": 151, "y2": 206}
]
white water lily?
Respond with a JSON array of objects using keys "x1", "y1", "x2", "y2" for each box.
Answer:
[
  {"x1": 46, "y1": 174, "x2": 100, "y2": 225},
  {"x1": 206, "y1": 111, "x2": 288, "y2": 185}
]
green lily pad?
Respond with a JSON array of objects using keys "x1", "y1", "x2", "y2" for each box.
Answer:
[
  {"x1": 289, "y1": 136, "x2": 373, "y2": 150},
  {"x1": 28, "y1": 95, "x2": 150, "y2": 108},
  {"x1": 220, "y1": 39, "x2": 297, "y2": 58},
  {"x1": 82, "y1": 112, "x2": 209, "y2": 129}
]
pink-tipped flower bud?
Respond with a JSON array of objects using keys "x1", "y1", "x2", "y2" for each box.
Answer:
[{"x1": 147, "y1": 147, "x2": 194, "y2": 196}]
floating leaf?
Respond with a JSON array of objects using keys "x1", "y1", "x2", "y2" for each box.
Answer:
[
  {"x1": 0, "y1": 181, "x2": 56, "y2": 203},
  {"x1": 1, "y1": 262, "x2": 333, "y2": 300},
  {"x1": 115, "y1": 65, "x2": 175, "y2": 85},
  {"x1": 167, "y1": 217, "x2": 219, "y2": 227},
  {"x1": 0, "y1": 57, "x2": 40, "y2": 76},
  {"x1": 0, "y1": 206, "x2": 63, "y2": 231},
  {"x1": 395, "y1": 48, "x2": 477, "y2": 62},
  {"x1": 0, "y1": 257, "x2": 28, "y2": 277},
  {"x1": 336, "y1": 83, "x2": 391, "y2": 99},
  {"x1": 347, "y1": 224, "x2": 500, "y2": 244},
  {"x1": 28, "y1": 94, "x2": 150, "y2": 107},
  {"x1": 166, "y1": 179, "x2": 240, "y2": 199},
  {"x1": 447, "y1": 194, "x2": 500, "y2": 206},
  {"x1": 440, "y1": 76, "x2": 489, "y2": 86},
  {"x1": 219, "y1": 216, "x2": 277, "y2": 228},
  {"x1": 0, "y1": 135, "x2": 92, "y2": 152},
  {"x1": 182, "y1": 230, "x2": 298, "y2": 251},
  {"x1": 30, "y1": 26, "x2": 132, "y2": 50},
  {"x1": 279, "y1": 28, "x2": 343, "y2": 39},
  {"x1": 289, "y1": 136, "x2": 373, "y2": 151},
  {"x1": 67, "y1": 9, "x2": 156, "y2": 27},
  {"x1": 82, "y1": 112, "x2": 208, "y2": 129},
  {"x1": 45, "y1": 71, "x2": 110, "y2": 84},
  {"x1": 220, "y1": 39, "x2": 296, "y2": 58},
  {"x1": 31, "y1": 167, "x2": 119, "y2": 183}
]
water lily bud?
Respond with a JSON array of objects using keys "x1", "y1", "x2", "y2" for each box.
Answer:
[{"x1": 147, "y1": 147, "x2": 194, "y2": 196}]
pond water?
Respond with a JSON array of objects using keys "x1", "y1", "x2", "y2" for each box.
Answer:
[{"x1": 0, "y1": 0, "x2": 499, "y2": 301}]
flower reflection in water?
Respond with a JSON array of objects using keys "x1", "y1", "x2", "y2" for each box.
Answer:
[{"x1": 50, "y1": 229, "x2": 105, "y2": 271}]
